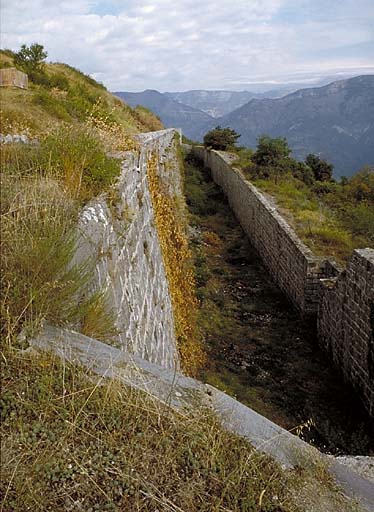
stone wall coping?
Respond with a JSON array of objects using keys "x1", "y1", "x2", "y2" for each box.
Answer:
[
  {"x1": 356, "y1": 248, "x2": 374, "y2": 263},
  {"x1": 135, "y1": 128, "x2": 180, "y2": 146}
]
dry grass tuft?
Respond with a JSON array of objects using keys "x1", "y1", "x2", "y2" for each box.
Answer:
[{"x1": 0, "y1": 345, "x2": 300, "y2": 511}]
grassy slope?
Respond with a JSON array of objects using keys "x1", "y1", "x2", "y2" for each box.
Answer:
[
  {"x1": 1, "y1": 345, "x2": 304, "y2": 511},
  {"x1": 230, "y1": 151, "x2": 373, "y2": 266},
  {"x1": 0, "y1": 50, "x2": 163, "y2": 137}
]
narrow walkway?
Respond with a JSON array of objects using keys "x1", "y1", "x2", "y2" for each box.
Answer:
[{"x1": 184, "y1": 154, "x2": 374, "y2": 456}]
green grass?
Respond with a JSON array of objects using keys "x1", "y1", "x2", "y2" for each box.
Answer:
[
  {"x1": 1, "y1": 345, "x2": 302, "y2": 511},
  {"x1": 229, "y1": 150, "x2": 373, "y2": 265},
  {"x1": 40, "y1": 126, "x2": 121, "y2": 200},
  {"x1": 0, "y1": 50, "x2": 163, "y2": 139},
  {"x1": 247, "y1": 175, "x2": 367, "y2": 264},
  {"x1": 0, "y1": 129, "x2": 120, "y2": 346}
]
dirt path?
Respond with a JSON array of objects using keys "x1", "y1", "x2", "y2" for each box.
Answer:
[{"x1": 184, "y1": 154, "x2": 374, "y2": 456}]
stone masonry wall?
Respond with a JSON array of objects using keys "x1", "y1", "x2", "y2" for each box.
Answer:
[
  {"x1": 75, "y1": 129, "x2": 181, "y2": 370},
  {"x1": 189, "y1": 146, "x2": 374, "y2": 417},
  {"x1": 190, "y1": 146, "x2": 337, "y2": 314},
  {"x1": 318, "y1": 249, "x2": 374, "y2": 417}
]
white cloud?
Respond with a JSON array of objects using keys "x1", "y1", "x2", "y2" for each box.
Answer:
[{"x1": 1, "y1": 0, "x2": 373, "y2": 91}]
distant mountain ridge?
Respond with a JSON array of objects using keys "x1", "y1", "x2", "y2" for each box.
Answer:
[
  {"x1": 218, "y1": 75, "x2": 374, "y2": 177},
  {"x1": 164, "y1": 90, "x2": 263, "y2": 118},
  {"x1": 113, "y1": 89, "x2": 213, "y2": 140},
  {"x1": 114, "y1": 75, "x2": 374, "y2": 177}
]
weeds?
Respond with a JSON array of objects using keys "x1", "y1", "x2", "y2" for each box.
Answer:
[
  {"x1": 234, "y1": 161, "x2": 373, "y2": 265},
  {"x1": 247, "y1": 175, "x2": 362, "y2": 264},
  {"x1": 0, "y1": 128, "x2": 120, "y2": 345},
  {"x1": 0, "y1": 346, "x2": 300, "y2": 511},
  {"x1": 40, "y1": 125, "x2": 121, "y2": 201},
  {"x1": 0, "y1": 172, "x2": 116, "y2": 346},
  {"x1": 80, "y1": 291, "x2": 119, "y2": 345},
  {"x1": 147, "y1": 150, "x2": 205, "y2": 375}
]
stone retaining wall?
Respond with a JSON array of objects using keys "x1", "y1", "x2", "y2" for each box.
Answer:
[
  {"x1": 318, "y1": 249, "x2": 374, "y2": 417},
  {"x1": 190, "y1": 146, "x2": 338, "y2": 314},
  {"x1": 75, "y1": 129, "x2": 181, "y2": 370},
  {"x1": 189, "y1": 146, "x2": 374, "y2": 417}
]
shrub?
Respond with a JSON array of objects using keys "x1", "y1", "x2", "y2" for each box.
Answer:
[
  {"x1": 1, "y1": 142, "x2": 119, "y2": 344},
  {"x1": 1, "y1": 173, "x2": 81, "y2": 339},
  {"x1": 282, "y1": 158, "x2": 315, "y2": 186},
  {"x1": 341, "y1": 203, "x2": 374, "y2": 241},
  {"x1": 32, "y1": 90, "x2": 70, "y2": 120},
  {"x1": 305, "y1": 154, "x2": 334, "y2": 182},
  {"x1": 14, "y1": 43, "x2": 47, "y2": 74},
  {"x1": 40, "y1": 126, "x2": 121, "y2": 200},
  {"x1": 28, "y1": 70, "x2": 52, "y2": 87},
  {"x1": 50, "y1": 73, "x2": 70, "y2": 91},
  {"x1": 203, "y1": 126, "x2": 240, "y2": 150},
  {"x1": 312, "y1": 181, "x2": 338, "y2": 197},
  {"x1": 59, "y1": 85, "x2": 103, "y2": 121},
  {"x1": 343, "y1": 166, "x2": 374, "y2": 203},
  {"x1": 252, "y1": 135, "x2": 291, "y2": 167}
]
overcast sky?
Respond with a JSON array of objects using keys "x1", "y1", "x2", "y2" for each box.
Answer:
[{"x1": 1, "y1": 0, "x2": 374, "y2": 92}]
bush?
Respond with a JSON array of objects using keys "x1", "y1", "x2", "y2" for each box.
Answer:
[
  {"x1": 341, "y1": 204, "x2": 374, "y2": 241},
  {"x1": 63, "y1": 85, "x2": 101, "y2": 120},
  {"x1": 40, "y1": 126, "x2": 121, "y2": 200},
  {"x1": 50, "y1": 73, "x2": 70, "y2": 91},
  {"x1": 14, "y1": 43, "x2": 47, "y2": 74},
  {"x1": 0, "y1": 173, "x2": 82, "y2": 338},
  {"x1": 28, "y1": 70, "x2": 52, "y2": 87},
  {"x1": 305, "y1": 154, "x2": 334, "y2": 182},
  {"x1": 32, "y1": 89, "x2": 71, "y2": 121},
  {"x1": 1, "y1": 141, "x2": 119, "y2": 344},
  {"x1": 203, "y1": 126, "x2": 240, "y2": 150},
  {"x1": 342, "y1": 166, "x2": 374, "y2": 203},
  {"x1": 283, "y1": 158, "x2": 315, "y2": 186},
  {"x1": 312, "y1": 181, "x2": 338, "y2": 196},
  {"x1": 32, "y1": 90, "x2": 70, "y2": 120},
  {"x1": 252, "y1": 135, "x2": 291, "y2": 167}
]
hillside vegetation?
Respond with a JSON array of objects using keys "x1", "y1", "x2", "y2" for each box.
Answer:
[
  {"x1": 0, "y1": 49, "x2": 163, "y2": 138},
  {"x1": 1, "y1": 45, "x2": 164, "y2": 345},
  {"x1": 231, "y1": 141, "x2": 374, "y2": 265}
]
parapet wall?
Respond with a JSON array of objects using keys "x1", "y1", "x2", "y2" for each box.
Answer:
[
  {"x1": 318, "y1": 249, "x2": 374, "y2": 417},
  {"x1": 189, "y1": 146, "x2": 374, "y2": 417},
  {"x1": 75, "y1": 129, "x2": 181, "y2": 370},
  {"x1": 190, "y1": 146, "x2": 336, "y2": 314}
]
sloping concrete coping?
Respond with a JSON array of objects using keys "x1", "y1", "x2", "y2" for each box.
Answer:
[{"x1": 30, "y1": 326, "x2": 374, "y2": 511}]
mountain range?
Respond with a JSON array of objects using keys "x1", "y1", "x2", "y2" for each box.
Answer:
[
  {"x1": 164, "y1": 90, "x2": 264, "y2": 118},
  {"x1": 114, "y1": 75, "x2": 374, "y2": 177},
  {"x1": 113, "y1": 89, "x2": 213, "y2": 140}
]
